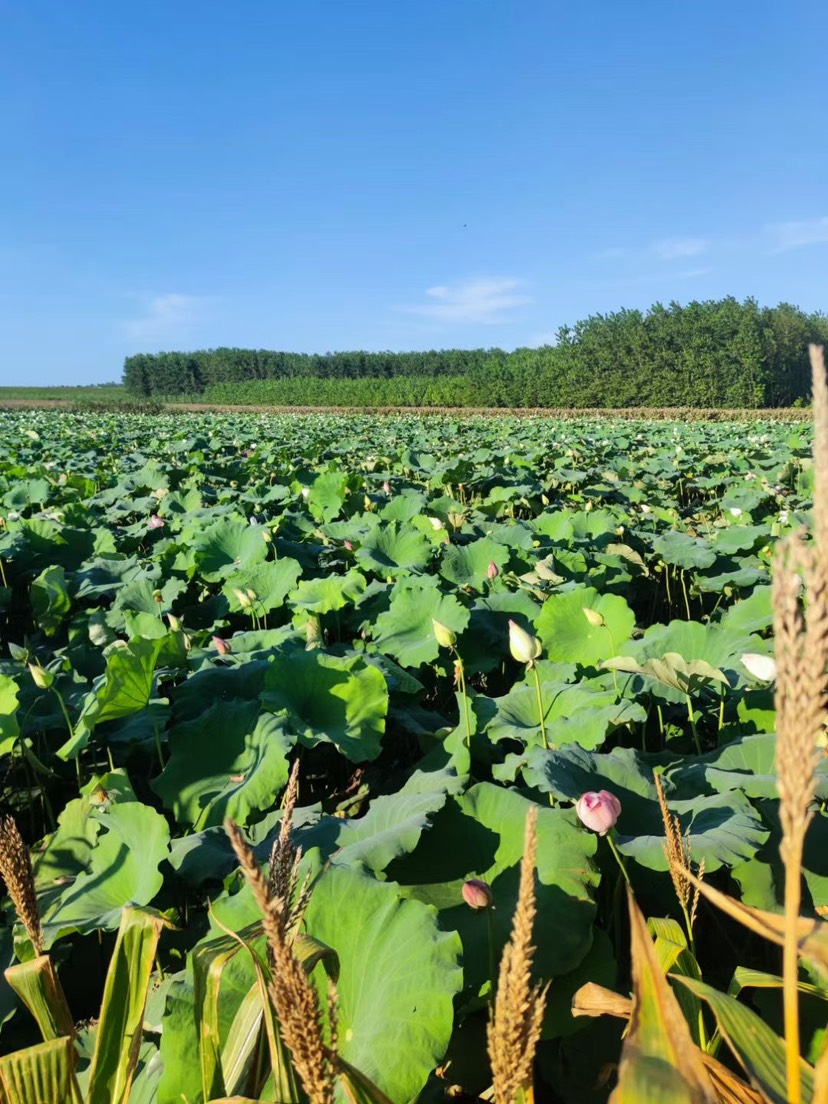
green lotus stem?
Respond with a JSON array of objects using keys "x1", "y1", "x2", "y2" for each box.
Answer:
[
  {"x1": 684, "y1": 694, "x2": 703, "y2": 755},
  {"x1": 454, "y1": 654, "x2": 472, "y2": 752},
  {"x1": 664, "y1": 563, "x2": 672, "y2": 608},
  {"x1": 531, "y1": 664, "x2": 548, "y2": 751},
  {"x1": 0, "y1": 558, "x2": 7, "y2": 588},
  {"x1": 486, "y1": 906, "x2": 497, "y2": 1003},
  {"x1": 604, "y1": 626, "x2": 619, "y2": 696},
  {"x1": 717, "y1": 693, "x2": 725, "y2": 734},
  {"x1": 606, "y1": 832, "x2": 632, "y2": 888},
  {"x1": 680, "y1": 569, "x2": 692, "y2": 620}
]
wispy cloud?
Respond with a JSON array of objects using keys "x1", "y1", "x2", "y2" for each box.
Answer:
[
  {"x1": 123, "y1": 293, "x2": 207, "y2": 343},
  {"x1": 651, "y1": 237, "x2": 711, "y2": 260},
  {"x1": 396, "y1": 278, "x2": 531, "y2": 324},
  {"x1": 766, "y1": 216, "x2": 828, "y2": 252}
]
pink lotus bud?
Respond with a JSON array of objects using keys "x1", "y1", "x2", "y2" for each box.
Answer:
[
  {"x1": 576, "y1": 790, "x2": 622, "y2": 836},
  {"x1": 383, "y1": 481, "x2": 391, "y2": 494},
  {"x1": 212, "y1": 635, "x2": 231, "y2": 655},
  {"x1": 148, "y1": 514, "x2": 165, "y2": 529},
  {"x1": 508, "y1": 620, "x2": 542, "y2": 666},
  {"x1": 343, "y1": 540, "x2": 354, "y2": 551},
  {"x1": 487, "y1": 561, "x2": 499, "y2": 580},
  {"x1": 462, "y1": 878, "x2": 493, "y2": 910}
]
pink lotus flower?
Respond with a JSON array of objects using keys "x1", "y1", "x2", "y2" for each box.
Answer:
[
  {"x1": 576, "y1": 790, "x2": 622, "y2": 836},
  {"x1": 462, "y1": 878, "x2": 493, "y2": 910},
  {"x1": 148, "y1": 514, "x2": 165, "y2": 529}
]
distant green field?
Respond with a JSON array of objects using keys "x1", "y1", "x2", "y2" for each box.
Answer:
[{"x1": 0, "y1": 384, "x2": 128, "y2": 401}]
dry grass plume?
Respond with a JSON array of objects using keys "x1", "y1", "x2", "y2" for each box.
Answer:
[
  {"x1": 487, "y1": 805, "x2": 549, "y2": 1104},
  {"x1": 0, "y1": 816, "x2": 43, "y2": 955}
]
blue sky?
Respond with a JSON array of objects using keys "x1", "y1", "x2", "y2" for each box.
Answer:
[{"x1": 1, "y1": 0, "x2": 826, "y2": 384}]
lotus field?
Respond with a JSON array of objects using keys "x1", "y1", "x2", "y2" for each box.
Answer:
[{"x1": 0, "y1": 407, "x2": 826, "y2": 1103}]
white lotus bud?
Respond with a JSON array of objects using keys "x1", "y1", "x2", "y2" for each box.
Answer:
[{"x1": 741, "y1": 653, "x2": 777, "y2": 683}]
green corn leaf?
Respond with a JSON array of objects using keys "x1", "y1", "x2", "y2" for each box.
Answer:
[
  {"x1": 86, "y1": 905, "x2": 172, "y2": 1104},
  {"x1": 3, "y1": 955, "x2": 75, "y2": 1041},
  {"x1": 0, "y1": 1035, "x2": 83, "y2": 1104},
  {"x1": 221, "y1": 981, "x2": 265, "y2": 1098},
  {"x1": 673, "y1": 974, "x2": 817, "y2": 1104},
  {"x1": 728, "y1": 966, "x2": 828, "y2": 1002},
  {"x1": 337, "y1": 1056, "x2": 395, "y2": 1104},
  {"x1": 612, "y1": 888, "x2": 715, "y2": 1104},
  {"x1": 647, "y1": 917, "x2": 705, "y2": 1049}
]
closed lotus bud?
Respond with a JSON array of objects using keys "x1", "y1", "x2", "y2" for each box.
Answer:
[
  {"x1": 583, "y1": 607, "x2": 605, "y2": 628},
  {"x1": 428, "y1": 516, "x2": 444, "y2": 531},
  {"x1": 508, "y1": 620, "x2": 542, "y2": 666},
  {"x1": 487, "y1": 561, "x2": 499, "y2": 580},
  {"x1": 233, "y1": 587, "x2": 253, "y2": 609},
  {"x1": 383, "y1": 481, "x2": 391, "y2": 494},
  {"x1": 212, "y1": 635, "x2": 231, "y2": 656},
  {"x1": 148, "y1": 514, "x2": 165, "y2": 529},
  {"x1": 576, "y1": 790, "x2": 622, "y2": 836},
  {"x1": 167, "y1": 613, "x2": 182, "y2": 632},
  {"x1": 261, "y1": 529, "x2": 272, "y2": 543},
  {"x1": 306, "y1": 615, "x2": 323, "y2": 649},
  {"x1": 28, "y1": 663, "x2": 53, "y2": 690},
  {"x1": 741, "y1": 652, "x2": 777, "y2": 683},
  {"x1": 432, "y1": 619, "x2": 457, "y2": 649},
  {"x1": 462, "y1": 878, "x2": 493, "y2": 910},
  {"x1": 343, "y1": 540, "x2": 354, "y2": 551}
]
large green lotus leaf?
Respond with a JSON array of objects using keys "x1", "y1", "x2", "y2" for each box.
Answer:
[
  {"x1": 105, "y1": 576, "x2": 187, "y2": 632},
  {"x1": 0, "y1": 674, "x2": 20, "y2": 755},
  {"x1": 30, "y1": 564, "x2": 71, "y2": 636},
  {"x1": 380, "y1": 488, "x2": 427, "y2": 522},
  {"x1": 438, "y1": 537, "x2": 510, "y2": 591},
  {"x1": 40, "y1": 792, "x2": 169, "y2": 944},
  {"x1": 307, "y1": 469, "x2": 350, "y2": 522},
  {"x1": 355, "y1": 522, "x2": 432, "y2": 578},
  {"x1": 58, "y1": 636, "x2": 166, "y2": 760},
  {"x1": 652, "y1": 530, "x2": 716, "y2": 569},
  {"x1": 617, "y1": 618, "x2": 768, "y2": 703},
  {"x1": 371, "y1": 578, "x2": 470, "y2": 668},
  {"x1": 191, "y1": 519, "x2": 270, "y2": 582},
  {"x1": 534, "y1": 508, "x2": 619, "y2": 542},
  {"x1": 296, "y1": 767, "x2": 462, "y2": 873},
  {"x1": 221, "y1": 556, "x2": 301, "y2": 614},
  {"x1": 153, "y1": 701, "x2": 294, "y2": 827},
  {"x1": 390, "y1": 784, "x2": 597, "y2": 993},
  {"x1": 74, "y1": 555, "x2": 149, "y2": 599},
  {"x1": 155, "y1": 975, "x2": 203, "y2": 1104},
  {"x1": 170, "y1": 660, "x2": 270, "y2": 723},
  {"x1": 679, "y1": 734, "x2": 828, "y2": 802},
  {"x1": 485, "y1": 680, "x2": 644, "y2": 751},
  {"x1": 261, "y1": 649, "x2": 388, "y2": 761},
  {"x1": 522, "y1": 744, "x2": 768, "y2": 872},
  {"x1": 718, "y1": 584, "x2": 773, "y2": 635},
  {"x1": 712, "y1": 525, "x2": 769, "y2": 556},
  {"x1": 304, "y1": 863, "x2": 462, "y2": 1103},
  {"x1": 289, "y1": 568, "x2": 367, "y2": 614},
  {"x1": 732, "y1": 802, "x2": 828, "y2": 915},
  {"x1": 535, "y1": 586, "x2": 635, "y2": 666}
]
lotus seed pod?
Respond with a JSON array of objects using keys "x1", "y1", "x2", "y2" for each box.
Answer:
[
  {"x1": 582, "y1": 607, "x2": 605, "y2": 628},
  {"x1": 432, "y1": 619, "x2": 457, "y2": 649},
  {"x1": 508, "y1": 620, "x2": 542, "y2": 666},
  {"x1": 152, "y1": 589, "x2": 164, "y2": 603},
  {"x1": 462, "y1": 878, "x2": 493, "y2": 910},
  {"x1": 576, "y1": 790, "x2": 622, "y2": 836}
]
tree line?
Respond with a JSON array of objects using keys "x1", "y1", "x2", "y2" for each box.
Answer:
[{"x1": 123, "y1": 297, "x2": 828, "y2": 407}]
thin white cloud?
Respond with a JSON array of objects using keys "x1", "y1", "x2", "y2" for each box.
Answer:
[
  {"x1": 527, "y1": 331, "x2": 559, "y2": 348},
  {"x1": 396, "y1": 278, "x2": 531, "y2": 324},
  {"x1": 766, "y1": 216, "x2": 828, "y2": 252},
  {"x1": 651, "y1": 237, "x2": 711, "y2": 260},
  {"x1": 123, "y1": 293, "x2": 206, "y2": 343}
]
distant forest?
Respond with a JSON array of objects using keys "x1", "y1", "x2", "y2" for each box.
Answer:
[{"x1": 123, "y1": 297, "x2": 828, "y2": 408}]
